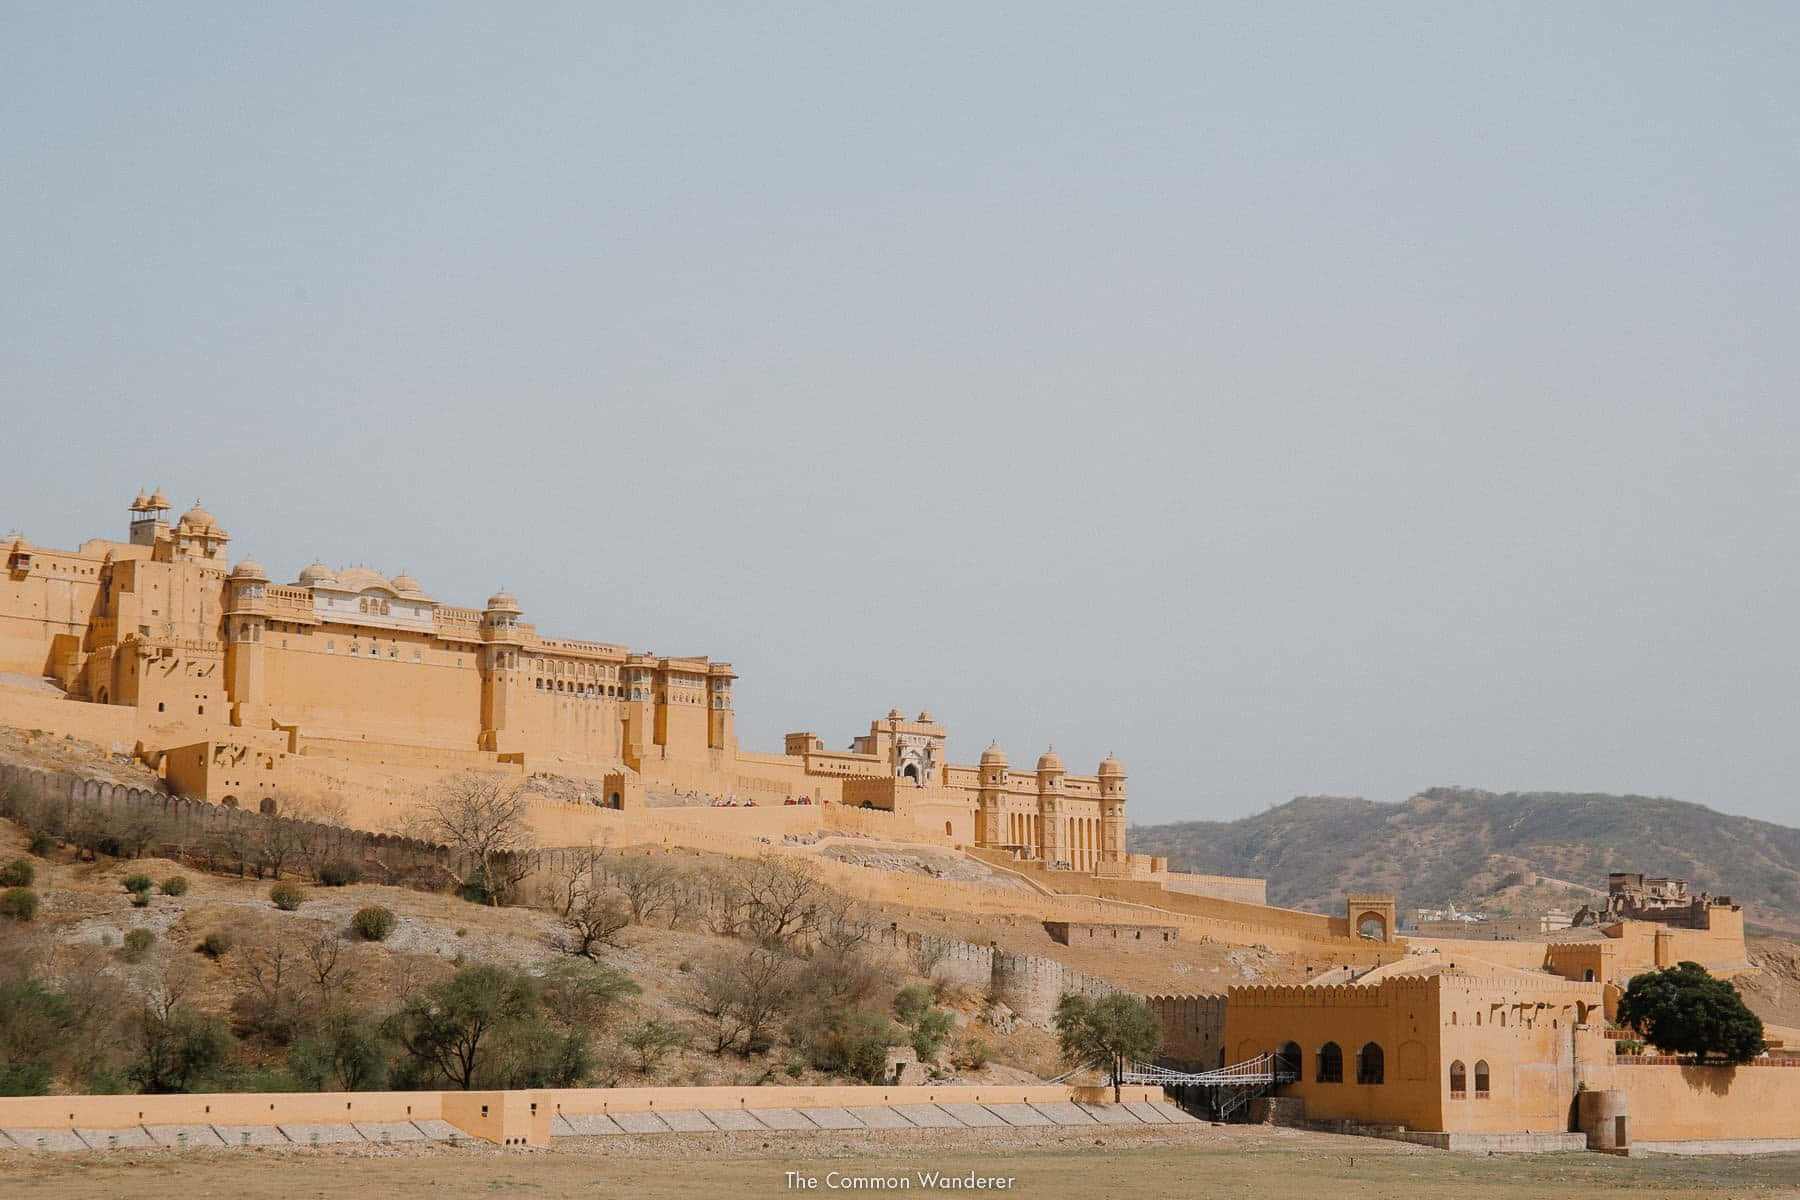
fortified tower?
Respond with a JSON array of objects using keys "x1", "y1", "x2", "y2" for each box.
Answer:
[
  {"x1": 977, "y1": 741, "x2": 1007, "y2": 846},
  {"x1": 223, "y1": 557, "x2": 270, "y2": 727},
  {"x1": 1098, "y1": 752, "x2": 1126, "y2": 864},
  {"x1": 479, "y1": 591, "x2": 526, "y2": 752},
  {"x1": 1036, "y1": 747, "x2": 1066, "y2": 864}
]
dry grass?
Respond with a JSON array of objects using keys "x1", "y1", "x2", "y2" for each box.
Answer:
[{"x1": 2, "y1": 1124, "x2": 1796, "y2": 1200}]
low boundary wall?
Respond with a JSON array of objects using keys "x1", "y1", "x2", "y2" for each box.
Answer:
[{"x1": 0, "y1": 1084, "x2": 1162, "y2": 1148}]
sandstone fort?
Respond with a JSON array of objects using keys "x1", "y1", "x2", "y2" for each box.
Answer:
[{"x1": 0, "y1": 494, "x2": 1793, "y2": 1157}]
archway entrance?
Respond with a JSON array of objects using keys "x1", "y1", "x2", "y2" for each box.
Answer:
[
  {"x1": 1356, "y1": 912, "x2": 1388, "y2": 941},
  {"x1": 901, "y1": 763, "x2": 920, "y2": 783}
]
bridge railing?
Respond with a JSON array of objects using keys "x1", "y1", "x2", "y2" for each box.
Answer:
[{"x1": 1114, "y1": 1052, "x2": 1299, "y2": 1088}]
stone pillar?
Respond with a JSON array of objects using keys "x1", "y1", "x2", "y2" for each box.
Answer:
[{"x1": 1577, "y1": 1090, "x2": 1629, "y2": 1154}]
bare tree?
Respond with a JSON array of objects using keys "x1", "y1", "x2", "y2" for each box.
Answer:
[
  {"x1": 608, "y1": 856, "x2": 678, "y2": 924},
  {"x1": 301, "y1": 933, "x2": 351, "y2": 1005},
  {"x1": 210, "y1": 818, "x2": 258, "y2": 878},
  {"x1": 541, "y1": 847, "x2": 601, "y2": 920},
  {"x1": 736, "y1": 856, "x2": 822, "y2": 946},
  {"x1": 232, "y1": 939, "x2": 305, "y2": 1042},
  {"x1": 413, "y1": 773, "x2": 536, "y2": 905},
  {"x1": 289, "y1": 794, "x2": 352, "y2": 878},
  {"x1": 559, "y1": 889, "x2": 630, "y2": 958},
  {"x1": 254, "y1": 812, "x2": 301, "y2": 880},
  {"x1": 813, "y1": 891, "x2": 871, "y2": 953},
  {"x1": 688, "y1": 945, "x2": 797, "y2": 1056}
]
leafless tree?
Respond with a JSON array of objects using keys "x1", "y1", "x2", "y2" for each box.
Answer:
[
  {"x1": 302, "y1": 933, "x2": 351, "y2": 1005},
  {"x1": 232, "y1": 939, "x2": 305, "y2": 1041},
  {"x1": 736, "y1": 855, "x2": 822, "y2": 946},
  {"x1": 559, "y1": 889, "x2": 631, "y2": 958},
  {"x1": 210, "y1": 818, "x2": 258, "y2": 878},
  {"x1": 813, "y1": 891, "x2": 871, "y2": 952},
  {"x1": 254, "y1": 811, "x2": 301, "y2": 880},
  {"x1": 412, "y1": 773, "x2": 536, "y2": 904},
  {"x1": 51, "y1": 943, "x2": 130, "y2": 1079},
  {"x1": 541, "y1": 846, "x2": 601, "y2": 919},
  {"x1": 289, "y1": 793, "x2": 352, "y2": 878},
  {"x1": 688, "y1": 945, "x2": 798, "y2": 1056},
  {"x1": 607, "y1": 856, "x2": 678, "y2": 924}
]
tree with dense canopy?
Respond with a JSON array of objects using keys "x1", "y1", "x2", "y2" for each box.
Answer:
[
  {"x1": 1616, "y1": 961, "x2": 1765, "y2": 1065},
  {"x1": 1054, "y1": 992, "x2": 1163, "y2": 1102}
]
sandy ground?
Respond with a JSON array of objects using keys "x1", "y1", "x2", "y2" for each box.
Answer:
[{"x1": 2, "y1": 1123, "x2": 1797, "y2": 1199}]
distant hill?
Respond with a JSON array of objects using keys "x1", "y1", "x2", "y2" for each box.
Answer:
[{"x1": 1129, "y1": 787, "x2": 1800, "y2": 935}]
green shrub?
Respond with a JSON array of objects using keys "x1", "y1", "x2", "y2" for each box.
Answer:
[
  {"x1": 318, "y1": 859, "x2": 363, "y2": 887},
  {"x1": 122, "y1": 927, "x2": 156, "y2": 959},
  {"x1": 953, "y1": 1035, "x2": 990, "y2": 1071},
  {"x1": 269, "y1": 882, "x2": 305, "y2": 911},
  {"x1": 351, "y1": 905, "x2": 397, "y2": 941},
  {"x1": 129, "y1": 891, "x2": 150, "y2": 908},
  {"x1": 0, "y1": 858, "x2": 35, "y2": 888},
  {"x1": 198, "y1": 930, "x2": 234, "y2": 959},
  {"x1": 0, "y1": 887, "x2": 40, "y2": 922},
  {"x1": 28, "y1": 833, "x2": 56, "y2": 857},
  {"x1": 808, "y1": 1009, "x2": 900, "y2": 1082},
  {"x1": 122, "y1": 873, "x2": 154, "y2": 895},
  {"x1": 160, "y1": 876, "x2": 189, "y2": 896}
]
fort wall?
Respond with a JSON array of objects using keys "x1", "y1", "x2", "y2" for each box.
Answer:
[{"x1": 1147, "y1": 994, "x2": 1228, "y2": 1069}]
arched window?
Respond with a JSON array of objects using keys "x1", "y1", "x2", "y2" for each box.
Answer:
[
  {"x1": 1473, "y1": 1060, "x2": 1490, "y2": 1098},
  {"x1": 1316, "y1": 1042, "x2": 1342, "y2": 1084},
  {"x1": 1356, "y1": 1042, "x2": 1384, "y2": 1085},
  {"x1": 1583, "y1": 969, "x2": 1595, "y2": 982},
  {"x1": 1449, "y1": 1060, "x2": 1467, "y2": 1097}
]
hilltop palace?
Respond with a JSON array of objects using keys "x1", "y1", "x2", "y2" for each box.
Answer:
[
  {"x1": 5, "y1": 492, "x2": 1794, "y2": 1154},
  {"x1": 1, "y1": 494, "x2": 1139, "y2": 872}
]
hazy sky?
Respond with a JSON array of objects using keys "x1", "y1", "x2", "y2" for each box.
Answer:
[{"x1": 4, "y1": 5, "x2": 1797, "y2": 827}]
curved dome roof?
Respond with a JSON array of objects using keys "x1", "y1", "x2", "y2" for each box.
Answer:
[
  {"x1": 887, "y1": 707, "x2": 904, "y2": 720},
  {"x1": 131, "y1": 490, "x2": 150, "y2": 512},
  {"x1": 390, "y1": 571, "x2": 425, "y2": 596},
  {"x1": 916, "y1": 710, "x2": 935, "y2": 724},
  {"x1": 3, "y1": 530, "x2": 27, "y2": 550},
  {"x1": 177, "y1": 502, "x2": 223, "y2": 534},
  {"x1": 331, "y1": 566, "x2": 396, "y2": 594},
  {"x1": 980, "y1": 741, "x2": 1008, "y2": 766},
  {"x1": 1036, "y1": 747, "x2": 1065, "y2": 773},
  {"x1": 229, "y1": 557, "x2": 268, "y2": 581},
  {"x1": 1098, "y1": 753, "x2": 1125, "y2": 778},
  {"x1": 296, "y1": 561, "x2": 336, "y2": 586},
  {"x1": 147, "y1": 490, "x2": 170, "y2": 509},
  {"x1": 486, "y1": 590, "x2": 521, "y2": 613}
]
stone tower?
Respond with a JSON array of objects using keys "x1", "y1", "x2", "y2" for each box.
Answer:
[
  {"x1": 224, "y1": 557, "x2": 269, "y2": 727},
  {"x1": 1098, "y1": 752, "x2": 1126, "y2": 864},
  {"x1": 479, "y1": 591, "x2": 526, "y2": 752},
  {"x1": 1036, "y1": 747, "x2": 1065, "y2": 864},
  {"x1": 977, "y1": 741, "x2": 1008, "y2": 845}
]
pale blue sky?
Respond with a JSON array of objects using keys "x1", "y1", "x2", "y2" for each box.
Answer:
[{"x1": 3, "y1": 4, "x2": 1797, "y2": 825}]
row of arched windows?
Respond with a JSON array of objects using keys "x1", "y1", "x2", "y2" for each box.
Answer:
[
  {"x1": 1448, "y1": 1059, "x2": 1491, "y2": 1098},
  {"x1": 1279, "y1": 1040, "x2": 1385, "y2": 1085}
]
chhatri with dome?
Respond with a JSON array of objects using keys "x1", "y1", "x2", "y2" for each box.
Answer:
[{"x1": 0, "y1": 493, "x2": 1143, "y2": 873}]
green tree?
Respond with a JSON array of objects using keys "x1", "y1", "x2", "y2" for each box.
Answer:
[
  {"x1": 892, "y1": 985, "x2": 954, "y2": 1062},
  {"x1": 808, "y1": 1009, "x2": 901, "y2": 1082},
  {"x1": 289, "y1": 1010, "x2": 390, "y2": 1092},
  {"x1": 129, "y1": 1006, "x2": 234, "y2": 1093},
  {"x1": 0, "y1": 979, "x2": 83, "y2": 1095},
  {"x1": 621, "y1": 1018, "x2": 687, "y2": 1074},
  {"x1": 1616, "y1": 961, "x2": 1765, "y2": 1065},
  {"x1": 385, "y1": 965, "x2": 535, "y2": 1089},
  {"x1": 1054, "y1": 992, "x2": 1163, "y2": 1102}
]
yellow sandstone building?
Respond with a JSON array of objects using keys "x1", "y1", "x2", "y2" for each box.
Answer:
[{"x1": 1, "y1": 494, "x2": 1141, "y2": 870}]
